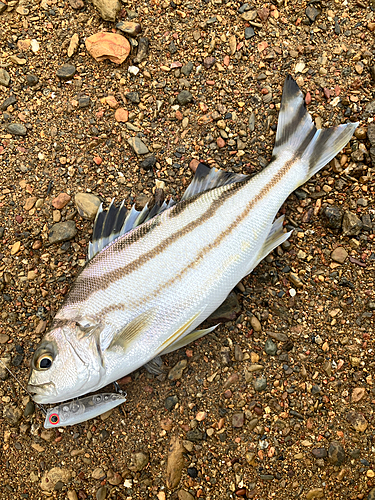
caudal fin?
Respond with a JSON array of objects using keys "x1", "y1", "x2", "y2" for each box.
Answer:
[{"x1": 273, "y1": 75, "x2": 358, "y2": 183}]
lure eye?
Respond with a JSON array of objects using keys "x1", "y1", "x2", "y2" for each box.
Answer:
[
  {"x1": 37, "y1": 354, "x2": 53, "y2": 370},
  {"x1": 49, "y1": 413, "x2": 59, "y2": 425}
]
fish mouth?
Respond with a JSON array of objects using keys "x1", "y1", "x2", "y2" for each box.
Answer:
[{"x1": 27, "y1": 382, "x2": 56, "y2": 402}]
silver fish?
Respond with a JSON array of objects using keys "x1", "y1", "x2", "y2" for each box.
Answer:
[
  {"x1": 28, "y1": 76, "x2": 358, "y2": 405},
  {"x1": 44, "y1": 393, "x2": 126, "y2": 428}
]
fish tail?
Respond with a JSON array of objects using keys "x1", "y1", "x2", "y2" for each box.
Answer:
[{"x1": 273, "y1": 75, "x2": 359, "y2": 184}]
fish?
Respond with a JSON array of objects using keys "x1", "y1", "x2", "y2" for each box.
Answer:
[
  {"x1": 44, "y1": 393, "x2": 126, "y2": 428},
  {"x1": 27, "y1": 76, "x2": 358, "y2": 405}
]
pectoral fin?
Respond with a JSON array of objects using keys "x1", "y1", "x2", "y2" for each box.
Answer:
[
  {"x1": 159, "y1": 324, "x2": 219, "y2": 356},
  {"x1": 108, "y1": 311, "x2": 155, "y2": 351},
  {"x1": 156, "y1": 311, "x2": 204, "y2": 356}
]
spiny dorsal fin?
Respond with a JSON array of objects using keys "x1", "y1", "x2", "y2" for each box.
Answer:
[
  {"x1": 181, "y1": 162, "x2": 248, "y2": 201},
  {"x1": 88, "y1": 190, "x2": 174, "y2": 260}
]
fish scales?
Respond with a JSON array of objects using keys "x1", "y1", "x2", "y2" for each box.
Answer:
[{"x1": 28, "y1": 76, "x2": 358, "y2": 407}]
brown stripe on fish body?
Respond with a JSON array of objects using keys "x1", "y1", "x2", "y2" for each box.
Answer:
[{"x1": 91, "y1": 157, "x2": 299, "y2": 320}]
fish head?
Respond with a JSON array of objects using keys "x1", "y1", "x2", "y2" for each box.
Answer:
[{"x1": 28, "y1": 320, "x2": 104, "y2": 404}]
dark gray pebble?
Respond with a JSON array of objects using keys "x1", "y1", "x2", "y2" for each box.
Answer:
[
  {"x1": 177, "y1": 90, "x2": 193, "y2": 105},
  {"x1": 7, "y1": 123, "x2": 27, "y2": 136},
  {"x1": 1, "y1": 95, "x2": 17, "y2": 111},
  {"x1": 306, "y1": 5, "x2": 320, "y2": 22},
  {"x1": 342, "y1": 211, "x2": 363, "y2": 236},
  {"x1": 245, "y1": 27, "x2": 255, "y2": 39},
  {"x1": 56, "y1": 64, "x2": 76, "y2": 80},
  {"x1": 78, "y1": 96, "x2": 91, "y2": 108},
  {"x1": 140, "y1": 156, "x2": 156, "y2": 170},
  {"x1": 264, "y1": 338, "x2": 277, "y2": 356},
  {"x1": 26, "y1": 74, "x2": 39, "y2": 86},
  {"x1": 49, "y1": 221, "x2": 77, "y2": 244},
  {"x1": 125, "y1": 91, "x2": 140, "y2": 104},
  {"x1": 321, "y1": 205, "x2": 343, "y2": 229},
  {"x1": 11, "y1": 353, "x2": 24, "y2": 367},
  {"x1": 164, "y1": 395, "x2": 178, "y2": 411},
  {"x1": 181, "y1": 61, "x2": 193, "y2": 77},
  {"x1": 24, "y1": 400, "x2": 35, "y2": 417},
  {"x1": 133, "y1": 37, "x2": 149, "y2": 64},
  {"x1": 328, "y1": 440, "x2": 345, "y2": 465},
  {"x1": 186, "y1": 429, "x2": 204, "y2": 442},
  {"x1": 253, "y1": 376, "x2": 267, "y2": 392}
]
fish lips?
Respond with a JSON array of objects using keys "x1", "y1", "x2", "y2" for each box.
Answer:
[{"x1": 27, "y1": 382, "x2": 56, "y2": 403}]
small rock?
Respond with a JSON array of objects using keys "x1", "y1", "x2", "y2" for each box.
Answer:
[
  {"x1": 177, "y1": 91, "x2": 193, "y2": 105},
  {"x1": 0, "y1": 334, "x2": 10, "y2": 344},
  {"x1": 368, "y1": 123, "x2": 375, "y2": 146},
  {"x1": 264, "y1": 338, "x2": 277, "y2": 356},
  {"x1": 115, "y1": 108, "x2": 128, "y2": 122},
  {"x1": 49, "y1": 221, "x2": 77, "y2": 244},
  {"x1": 67, "y1": 33, "x2": 79, "y2": 58},
  {"x1": 186, "y1": 429, "x2": 204, "y2": 442},
  {"x1": 244, "y1": 27, "x2": 255, "y2": 39},
  {"x1": 24, "y1": 197, "x2": 37, "y2": 211},
  {"x1": 92, "y1": 467, "x2": 106, "y2": 480},
  {"x1": 67, "y1": 491, "x2": 78, "y2": 500},
  {"x1": 165, "y1": 395, "x2": 178, "y2": 411},
  {"x1": 128, "y1": 137, "x2": 149, "y2": 155},
  {"x1": 232, "y1": 412, "x2": 244, "y2": 428},
  {"x1": 181, "y1": 61, "x2": 193, "y2": 76},
  {"x1": 7, "y1": 123, "x2": 27, "y2": 136},
  {"x1": 321, "y1": 205, "x2": 343, "y2": 229},
  {"x1": 368, "y1": 487, "x2": 375, "y2": 500},
  {"x1": 268, "y1": 331, "x2": 289, "y2": 342},
  {"x1": 3, "y1": 405, "x2": 22, "y2": 425},
  {"x1": 347, "y1": 411, "x2": 368, "y2": 432},
  {"x1": 342, "y1": 211, "x2": 363, "y2": 236},
  {"x1": 1, "y1": 94, "x2": 17, "y2": 111},
  {"x1": 178, "y1": 491, "x2": 194, "y2": 500},
  {"x1": 96, "y1": 486, "x2": 107, "y2": 500},
  {"x1": 24, "y1": 401, "x2": 35, "y2": 417},
  {"x1": 306, "y1": 489, "x2": 324, "y2": 500},
  {"x1": 204, "y1": 56, "x2": 216, "y2": 69},
  {"x1": 40, "y1": 468, "x2": 72, "y2": 492},
  {"x1": 86, "y1": 33, "x2": 131, "y2": 64},
  {"x1": 306, "y1": 5, "x2": 320, "y2": 22},
  {"x1": 91, "y1": 0, "x2": 121, "y2": 21},
  {"x1": 166, "y1": 436, "x2": 185, "y2": 489},
  {"x1": 311, "y1": 448, "x2": 327, "y2": 459},
  {"x1": 133, "y1": 37, "x2": 149, "y2": 64},
  {"x1": 331, "y1": 247, "x2": 348, "y2": 264},
  {"x1": 0, "y1": 68, "x2": 10, "y2": 87},
  {"x1": 52, "y1": 193, "x2": 71, "y2": 209},
  {"x1": 56, "y1": 64, "x2": 76, "y2": 80},
  {"x1": 140, "y1": 156, "x2": 157, "y2": 170},
  {"x1": 352, "y1": 387, "x2": 366, "y2": 402},
  {"x1": 75, "y1": 193, "x2": 101, "y2": 220},
  {"x1": 328, "y1": 440, "x2": 345, "y2": 465},
  {"x1": 129, "y1": 452, "x2": 149, "y2": 471},
  {"x1": 250, "y1": 315, "x2": 261, "y2": 332},
  {"x1": 253, "y1": 376, "x2": 267, "y2": 392},
  {"x1": 168, "y1": 359, "x2": 188, "y2": 380},
  {"x1": 125, "y1": 91, "x2": 140, "y2": 104},
  {"x1": 26, "y1": 74, "x2": 39, "y2": 86},
  {"x1": 116, "y1": 21, "x2": 142, "y2": 37},
  {"x1": 78, "y1": 96, "x2": 91, "y2": 108}
]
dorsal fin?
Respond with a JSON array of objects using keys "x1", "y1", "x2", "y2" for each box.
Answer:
[
  {"x1": 88, "y1": 189, "x2": 174, "y2": 260},
  {"x1": 181, "y1": 162, "x2": 248, "y2": 201}
]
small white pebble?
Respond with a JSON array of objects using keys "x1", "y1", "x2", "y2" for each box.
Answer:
[
  {"x1": 128, "y1": 66, "x2": 139, "y2": 76},
  {"x1": 289, "y1": 288, "x2": 296, "y2": 297}
]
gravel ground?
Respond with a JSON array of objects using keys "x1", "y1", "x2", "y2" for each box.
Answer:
[{"x1": 1, "y1": 0, "x2": 375, "y2": 498}]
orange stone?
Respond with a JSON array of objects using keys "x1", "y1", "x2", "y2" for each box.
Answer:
[
  {"x1": 93, "y1": 156, "x2": 103, "y2": 165},
  {"x1": 52, "y1": 193, "x2": 71, "y2": 209},
  {"x1": 105, "y1": 95, "x2": 119, "y2": 108},
  {"x1": 85, "y1": 32, "x2": 131, "y2": 64},
  {"x1": 217, "y1": 137, "x2": 225, "y2": 148},
  {"x1": 115, "y1": 108, "x2": 128, "y2": 122}
]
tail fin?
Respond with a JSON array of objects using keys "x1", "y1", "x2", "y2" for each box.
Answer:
[{"x1": 273, "y1": 75, "x2": 358, "y2": 182}]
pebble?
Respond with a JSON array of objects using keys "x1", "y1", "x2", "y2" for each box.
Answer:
[
  {"x1": 245, "y1": 27, "x2": 255, "y2": 39},
  {"x1": 351, "y1": 387, "x2": 366, "y2": 402},
  {"x1": 140, "y1": 156, "x2": 157, "y2": 170},
  {"x1": 0, "y1": 334, "x2": 10, "y2": 344},
  {"x1": 67, "y1": 491, "x2": 78, "y2": 500},
  {"x1": 115, "y1": 108, "x2": 129, "y2": 122},
  {"x1": 96, "y1": 486, "x2": 107, "y2": 500},
  {"x1": 26, "y1": 74, "x2": 39, "y2": 86},
  {"x1": 128, "y1": 136, "x2": 149, "y2": 155},
  {"x1": 181, "y1": 61, "x2": 193, "y2": 76},
  {"x1": 52, "y1": 193, "x2": 71, "y2": 209},
  {"x1": 306, "y1": 5, "x2": 320, "y2": 22},
  {"x1": 166, "y1": 436, "x2": 185, "y2": 489},
  {"x1": 311, "y1": 447, "x2": 327, "y2": 459},
  {"x1": 328, "y1": 440, "x2": 345, "y2": 465},
  {"x1": 125, "y1": 91, "x2": 140, "y2": 104},
  {"x1": 177, "y1": 90, "x2": 193, "y2": 105},
  {"x1": 116, "y1": 21, "x2": 142, "y2": 36},
  {"x1": 367, "y1": 123, "x2": 375, "y2": 146},
  {"x1": 178, "y1": 491, "x2": 194, "y2": 500},
  {"x1": 24, "y1": 400, "x2": 35, "y2": 417},
  {"x1": 232, "y1": 412, "x2": 244, "y2": 427},
  {"x1": 289, "y1": 273, "x2": 303, "y2": 288},
  {"x1": 368, "y1": 488, "x2": 375, "y2": 500},
  {"x1": 1, "y1": 94, "x2": 17, "y2": 111},
  {"x1": 7, "y1": 123, "x2": 27, "y2": 136},
  {"x1": 250, "y1": 315, "x2": 261, "y2": 332},
  {"x1": 165, "y1": 395, "x2": 178, "y2": 410},
  {"x1": 331, "y1": 247, "x2": 348, "y2": 264},
  {"x1": 268, "y1": 331, "x2": 289, "y2": 342},
  {"x1": 24, "y1": 196, "x2": 37, "y2": 211},
  {"x1": 342, "y1": 212, "x2": 363, "y2": 236},
  {"x1": 3, "y1": 405, "x2": 22, "y2": 425},
  {"x1": 133, "y1": 37, "x2": 149, "y2": 64},
  {"x1": 40, "y1": 467, "x2": 72, "y2": 492},
  {"x1": 75, "y1": 193, "x2": 101, "y2": 219},
  {"x1": 91, "y1": 0, "x2": 121, "y2": 21},
  {"x1": 253, "y1": 376, "x2": 267, "y2": 392},
  {"x1": 128, "y1": 451, "x2": 149, "y2": 471},
  {"x1": 92, "y1": 467, "x2": 106, "y2": 479},
  {"x1": 168, "y1": 359, "x2": 187, "y2": 380},
  {"x1": 347, "y1": 411, "x2": 368, "y2": 432},
  {"x1": 49, "y1": 221, "x2": 77, "y2": 244},
  {"x1": 264, "y1": 338, "x2": 277, "y2": 356},
  {"x1": 306, "y1": 488, "x2": 324, "y2": 500},
  {"x1": 321, "y1": 205, "x2": 343, "y2": 229},
  {"x1": 86, "y1": 33, "x2": 131, "y2": 64},
  {"x1": 56, "y1": 64, "x2": 76, "y2": 80},
  {"x1": 79, "y1": 96, "x2": 91, "y2": 108},
  {"x1": 186, "y1": 429, "x2": 204, "y2": 442},
  {"x1": 206, "y1": 291, "x2": 240, "y2": 322},
  {"x1": 0, "y1": 68, "x2": 10, "y2": 87}
]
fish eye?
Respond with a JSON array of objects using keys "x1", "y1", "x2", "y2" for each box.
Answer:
[{"x1": 37, "y1": 354, "x2": 53, "y2": 370}]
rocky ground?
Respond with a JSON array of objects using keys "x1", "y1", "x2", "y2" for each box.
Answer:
[{"x1": 1, "y1": 0, "x2": 375, "y2": 498}]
